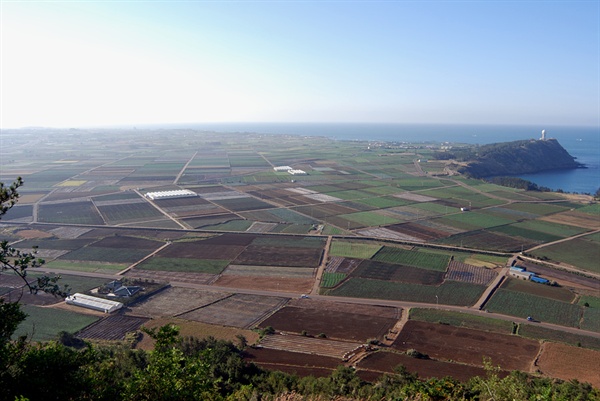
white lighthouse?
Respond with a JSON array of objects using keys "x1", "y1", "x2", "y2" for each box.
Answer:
[{"x1": 540, "y1": 129, "x2": 546, "y2": 140}]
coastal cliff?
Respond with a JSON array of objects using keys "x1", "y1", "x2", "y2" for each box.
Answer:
[{"x1": 453, "y1": 139, "x2": 582, "y2": 178}]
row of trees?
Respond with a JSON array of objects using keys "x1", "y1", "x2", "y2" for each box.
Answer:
[{"x1": 1, "y1": 180, "x2": 598, "y2": 400}]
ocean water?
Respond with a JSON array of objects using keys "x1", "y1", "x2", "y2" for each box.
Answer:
[{"x1": 172, "y1": 123, "x2": 599, "y2": 194}]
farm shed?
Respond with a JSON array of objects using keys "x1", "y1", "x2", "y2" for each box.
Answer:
[
  {"x1": 273, "y1": 166, "x2": 292, "y2": 172},
  {"x1": 66, "y1": 293, "x2": 123, "y2": 313},
  {"x1": 145, "y1": 189, "x2": 197, "y2": 200},
  {"x1": 510, "y1": 266, "x2": 526, "y2": 273},
  {"x1": 530, "y1": 276, "x2": 550, "y2": 284},
  {"x1": 510, "y1": 270, "x2": 534, "y2": 280},
  {"x1": 289, "y1": 169, "x2": 307, "y2": 175}
]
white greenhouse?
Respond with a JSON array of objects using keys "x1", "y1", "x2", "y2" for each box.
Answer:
[
  {"x1": 144, "y1": 189, "x2": 197, "y2": 200},
  {"x1": 66, "y1": 293, "x2": 123, "y2": 313}
]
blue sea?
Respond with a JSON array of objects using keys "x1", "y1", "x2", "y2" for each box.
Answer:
[{"x1": 164, "y1": 122, "x2": 599, "y2": 194}]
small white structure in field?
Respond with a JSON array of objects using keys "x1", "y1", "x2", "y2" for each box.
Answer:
[
  {"x1": 145, "y1": 189, "x2": 197, "y2": 200},
  {"x1": 273, "y1": 166, "x2": 293, "y2": 172},
  {"x1": 66, "y1": 293, "x2": 123, "y2": 313},
  {"x1": 289, "y1": 169, "x2": 307, "y2": 175}
]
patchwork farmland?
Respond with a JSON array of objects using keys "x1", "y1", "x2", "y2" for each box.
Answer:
[{"x1": 2, "y1": 129, "x2": 599, "y2": 388}]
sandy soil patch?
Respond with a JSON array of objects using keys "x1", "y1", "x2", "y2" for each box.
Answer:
[
  {"x1": 214, "y1": 275, "x2": 314, "y2": 293},
  {"x1": 16, "y1": 229, "x2": 54, "y2": 239}
]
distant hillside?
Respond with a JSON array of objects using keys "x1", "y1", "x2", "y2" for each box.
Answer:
[{"x1": 454, "y1": 139, "x2": 583, "y2": 178}]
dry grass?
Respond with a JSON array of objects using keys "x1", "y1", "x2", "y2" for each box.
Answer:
[{"x1": 136, "y1": 317, "x2": 260, "y2": 350}]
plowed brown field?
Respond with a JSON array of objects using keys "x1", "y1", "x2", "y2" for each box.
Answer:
[
  {"x1": 260, "y1": 306, "x2": 397, "y2": 341},
  {"x1": 393, "y1": 321, "x2": 539, "y2": 372},
  {"x1": 536, "y1": 342, "x2": 600, "y2": 388}
]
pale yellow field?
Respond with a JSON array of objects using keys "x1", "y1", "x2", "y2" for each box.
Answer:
[{"x1": 57, "y1": 180, "x2": 87, "y2": 187}]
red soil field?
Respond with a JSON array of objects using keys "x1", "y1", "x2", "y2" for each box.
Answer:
[
  {"x1": 91, "y1": 235, "x2": 164, "y2": 249},
  {"x1": 260, "y1": 306, "x2": 397, "y2": 341},
  {"x1": 153, "y1": 197, "x2": 211, "y2": 207},
  {"x1": 233, "y1": 246, "x2": 323, "y2": 267},
  {"x1": 199, "y1": 233, "x2": 257, "y2": 246},
  {"x1": 213, "y1": 275, "x2": 314, "y2": 293},
  {"x1": 286, "y1": 298, "x2": 400, "y2": 319},
  {"x1": 76, "y1": 315, "x2": 149, "y2": 341},
  {"x1": 156, "y1": 242, "x2": 246, "y2": 260},
  {"x1": 125, "y1": 269, "x2": 217, "y2": 286},
  {"x1": 387, "y1": 222, "x2": 451, "y2": 241},
  {"x1": 536, "y1": 342, "x2": 600, "y2": 388},
  {"x1": 245, "y1": 349, "x2": 339, "y2": 369},
  {"x1": 392, "y1": 321, "x2": 539, "y2": 372},
  {"x1": 357, "y1": 351, "x2": 492, "y2": 383}
]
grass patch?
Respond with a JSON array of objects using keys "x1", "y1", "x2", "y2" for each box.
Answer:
[
  {"x1": 329, "y1": 240, "x2": 382, "y2": 259},
  {"x1": 14, "y1": 305, "x2": 99, "y2": 342},
  {"x1": 45, "y1": 260, "x2": 127, "y2": 273},
  {"x1": 579, "y1": 295, "x2": 600, "y2": 308},
  {"x1": 518, "y1": 324, "x2": 600, "y2": 350},
  {"x1": 409, "y1": 308, "x2": 514, "y2": 334}
]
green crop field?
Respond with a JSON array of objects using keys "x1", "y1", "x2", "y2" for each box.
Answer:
[
  {"x1": 340, "y1": 211, "x2": 403, "y2": 227},
  {"x1": 581, "y1": 307, "x2": 600, "y2": 332},
  {"x1": 531, "y1": 238, "x2": 600, "y2": 273},
  {"x1": 511, "y1": 220, "x2": 588, "y2": 238},
  {"x1": 14, "y1": 305, "x2": 99, "y2": 342},
  {"x1": 485, "y1": 289, "x2": 582, "y2": 327},
  {"x1": 138, "y1": 257, "x2": 229, "y2": 274},
  {"x1": 372, "y1": 247, "x2": 450, "y2": 271},
  {"x1": 518, "y1": 324, "x2": 600, "y2": 350},
  {"x1": 320, "y1": 272, "x2": 347, "y2": 288},
  {"x1": 503, "y1": 202, "x2": 570, "y2": 216},
  {"x1": 329, "y1": 240, "x2": 382, "y2": 259},
  {"x1": 355, "y1": 196, "x2": 411, "y2": 209},
  {"x1": 46, "y1": 260, "x2": 127, "y2": 273},
  {"x1": 489, "y1": 224, "x2": 561, "y2": 243},
  {"x1": 440, "y1": 212, "x2": 515, "y2": 229},
  {"x1": 409, "y1": 308, "x2": 514, "y2": 334},
  {"x1": 325, "y1": 278, "x2": 485, "y2": 306},
  {"x1": 25, "y1": 272, "x2": 109, "y2": 294},
  {"x1": 576, "y1": 203, "x2": 600, "y2": 215}
]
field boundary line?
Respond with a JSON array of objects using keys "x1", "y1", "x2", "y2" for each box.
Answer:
[
  {"x1": 117, "y1": 241, "x2": 172, "y2": 276},
  {"x1": 473, "y1": 267, "x2": 508, "y2": 310},
  {"x1": 310, "y1": 235, "x2": 332, "y2": 295},
  {"x1": 245, "y1": 297, "x2": 290, "y2": 329},
  {"x1": 173, "y1": 293, "x2": 235, "y2": 318}
]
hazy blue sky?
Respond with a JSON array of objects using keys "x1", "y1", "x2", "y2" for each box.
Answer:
[{"x1": 1, "y1": 1, "x2": 598, "y2": 128}]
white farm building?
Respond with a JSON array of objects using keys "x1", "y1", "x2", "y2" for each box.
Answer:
[
  {"x1": 66, "y1": 293, "x2": 123, "y2": 313},
  {"x1": 289, "y1": 169, "x2": 307, "y2": 175},
  {"x1": 144, "y1": 189, "x2": 197, "y2": 200},
  {"x1": 273, "y1": 166, "x2": 293, "y2": 172}
]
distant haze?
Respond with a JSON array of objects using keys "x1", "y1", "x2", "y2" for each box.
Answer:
[{"x1": 1, "y1": 2, "x2": 598, "y2": 128}]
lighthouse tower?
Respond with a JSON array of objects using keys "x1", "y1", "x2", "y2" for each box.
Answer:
[{"x1": 540, "y1": 129, "x2": 546, "y2": 141}]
